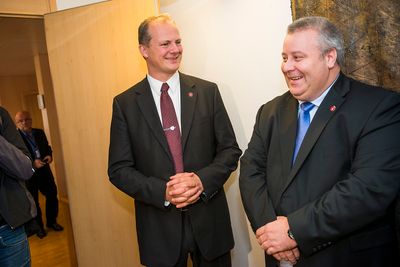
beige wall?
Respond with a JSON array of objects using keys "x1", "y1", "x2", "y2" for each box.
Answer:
[
  {"x1": 0, "y1": 75, "x2": 43, "y2": 129},
  {"x1": 44, "y1": 0, "x2": 157, "y2": 266}
]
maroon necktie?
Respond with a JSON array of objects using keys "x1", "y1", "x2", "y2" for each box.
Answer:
[{"x1": 160, "y1": 83, "x2": 184, "y2": 173}]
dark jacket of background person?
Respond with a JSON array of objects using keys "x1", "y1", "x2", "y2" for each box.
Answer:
[
  {"x1": 0, "y1": 107, "x2": 35, "y2": 228},
  {"x1": 19, "y1": 128, "x2": 53, "y2": 172}
]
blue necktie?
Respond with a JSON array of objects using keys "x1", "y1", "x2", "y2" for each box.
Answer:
[{"x1": 292, "y1": 102, "x2": 315, "y2": 164}]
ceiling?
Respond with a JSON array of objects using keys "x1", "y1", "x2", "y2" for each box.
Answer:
[{"x1": 0, "y1": 16, "x2": 47, "y2": 76}]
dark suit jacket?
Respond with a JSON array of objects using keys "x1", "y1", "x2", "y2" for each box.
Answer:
[
  {"x1": 18, "y1": 128, "x2": 52, "y2": 161},
  {"x1": 108, "y1": 73, "x2": 241, "y2": 266},
  {"x1": 19, "y1": 128, "x2": 54, "y2": 180},
  {"x1": 239, "y1": 73, "x2": 400, "y2": 267},
  {"x1": 396, "y1": 193, "x2": 400, "y2": 253}
]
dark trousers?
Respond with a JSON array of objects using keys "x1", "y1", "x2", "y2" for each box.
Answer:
[
  {"x1": 26, "y1": 165, "x2": 59, "y2": 228},
  {"x1": 174, "y1": 212, "x2": 231, "y2": 267}
]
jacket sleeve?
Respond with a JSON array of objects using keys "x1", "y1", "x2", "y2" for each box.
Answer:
[
  {"x1": 239, "y1": 104, "x2": 277, "y2": 232},
  {"x1": 108, "y1": 97, "x2": 169, "y2": 209}
]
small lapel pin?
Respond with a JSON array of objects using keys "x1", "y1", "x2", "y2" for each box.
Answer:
[
  {"x1": 188, "y1": 92, "x2": 193, "y2": 97},
  {"x1": 329, "y1": 105, "x2": 336, "y2": 112}
]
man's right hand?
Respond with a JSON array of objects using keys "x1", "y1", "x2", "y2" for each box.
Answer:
[{"x1": 272, "y1": 248, "x2": 300, "y2": 265}]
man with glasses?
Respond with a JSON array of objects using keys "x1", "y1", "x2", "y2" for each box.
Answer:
[{"x1": 15, "y1": 111, "x2": 63, "y2": 238}]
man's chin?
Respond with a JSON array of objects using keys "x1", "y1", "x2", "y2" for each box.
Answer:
[
  {"x1": 289, "y1": 88, "x2": 307, "y2": 101},
  {"x1": 166, "y1": 66, "x2": 180, "y2": 73}
]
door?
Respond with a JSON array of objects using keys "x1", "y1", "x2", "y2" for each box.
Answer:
[{"x1": 44, "y1": 0, "x2": 157, "y2": 266}]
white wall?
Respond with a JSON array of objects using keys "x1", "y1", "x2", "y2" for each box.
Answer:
[
  {"x1": 56, "y1": 0, "x2": 104, "y2": 10},
  {"x1": 161, "y1": 1, "x2": 292, "y2": 266}
]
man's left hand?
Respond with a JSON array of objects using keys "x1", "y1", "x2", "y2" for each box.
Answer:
[{"x1": 43, "y1": 155, "x2": 52, "y2": 164}]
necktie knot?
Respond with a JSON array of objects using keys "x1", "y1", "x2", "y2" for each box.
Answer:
[
  {"x1": 292, "y1": 102, "x2": 315, "y2": 164},
  {"x1": 161, "y1": 83, "x2": 169, "y2": 93},
  {"x1": 301, "y1": 102, "x2": 314, "y2": 113}
]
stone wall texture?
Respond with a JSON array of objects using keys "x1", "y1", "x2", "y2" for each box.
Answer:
[{"x1": 291, "y1": 0, "x2": 400, "y2": 91}]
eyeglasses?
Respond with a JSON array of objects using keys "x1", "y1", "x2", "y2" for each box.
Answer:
[{"x1": 16, "y1": 118, "x2": 32, "y2": 123}]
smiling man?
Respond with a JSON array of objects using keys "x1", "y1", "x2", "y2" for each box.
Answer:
[
  {"x1": 108, "y1": 14, "x2": 241, "y2": 267},
  {"x1": 239, "y1": 16, "x2": 400, "y2": 267}
]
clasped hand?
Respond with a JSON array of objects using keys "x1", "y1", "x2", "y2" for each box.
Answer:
[
  {"x1": 165, "y1": 172, "x2": 204, "y2": 208},
  {"x1": 256, "y1": 216, "x2": 300, "y2": 265}
]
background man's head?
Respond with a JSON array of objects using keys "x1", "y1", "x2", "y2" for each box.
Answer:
[{"x1": 15, "y1": 111, "x2": 33, "y2": 132}]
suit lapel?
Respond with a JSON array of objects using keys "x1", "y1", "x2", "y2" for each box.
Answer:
[
  {"x1": 179, "y1": 73, "x2": 197, "y2": 153},
  {"x1": 135, "y1": 78, "x2": 172, "y2": 159},
  {"x1": 283, "y1": 74, "x2": 350, "y2": 193}
]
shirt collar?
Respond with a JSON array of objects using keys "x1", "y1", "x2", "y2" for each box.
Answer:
[
  {"x1": 147, "y1": 72, "x2": 180, "y2": 96},
  {"x1": 299, "y1": 74, "x2": 340, "y2": 107}
]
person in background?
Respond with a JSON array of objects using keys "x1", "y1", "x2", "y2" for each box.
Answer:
[
  {"x1": 15, "y1": 111, "x2": 63, "y2": 239},
  {"x1": 0, "y1": 106, "x2": 36, "y2": 267},
  {"x1": 239, "y1": 16, "x2": 400, "y2": 267},
  {"x1": 108, "y1": 14, "x2": 241, "y2": 267}
]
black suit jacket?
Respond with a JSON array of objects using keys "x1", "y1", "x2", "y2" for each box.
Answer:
[
  {"x1": 18, "y1": 128, "x2": 52, "y2": 161},
  {"x1": 239, "y1": 73, "x2": 400, "y2": 267},
  {"x1": 108, "y1": 73, "x2": 241, "y2": 266},
  {"x1": 19, "y1": 128, "x2": 53, "y2": 180}
]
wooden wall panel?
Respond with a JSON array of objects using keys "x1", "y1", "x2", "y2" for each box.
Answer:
[{"x1": 44, "y1": 0, "x2": 157, "y2": 266}]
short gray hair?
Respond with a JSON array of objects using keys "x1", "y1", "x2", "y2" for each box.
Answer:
[
  {"x1": 138, "y1": 14, "x2": 176, "y2": 46},
  {"x1": 288, "y1": 16, "x2": 345, "y2": 68}
]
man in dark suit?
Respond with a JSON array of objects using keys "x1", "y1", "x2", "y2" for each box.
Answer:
[
  {"x1": 108, "y1": 14, "x2": 241, "y2": 267},
  {"x1": 239, "y1": 16, "x2": 400, "y2": 267},
  {"x1": 15, "y1": 111, "x2": 63, "y2": 238}
]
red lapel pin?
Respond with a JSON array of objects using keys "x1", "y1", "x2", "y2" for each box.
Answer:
[
  {"x1": 329, "y1": 105, "x2": 336, "y2": 112},
  {"x1": 188, "y1": 92, "x2": 193, "y2": 97}
]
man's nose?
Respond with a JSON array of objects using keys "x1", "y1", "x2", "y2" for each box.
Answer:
[
  {"x1": 281, "y1": 59, "x2": 294, "y2": 72},
  {"x1": 170, "y1": 43, "x2": 180, "y2": 53}
]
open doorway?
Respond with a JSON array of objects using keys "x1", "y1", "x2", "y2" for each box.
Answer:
[{"x1": 0, "y1": 15, "x2": 77, "y2": 266}]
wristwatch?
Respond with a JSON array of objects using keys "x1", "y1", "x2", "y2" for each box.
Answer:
[{"x1": 287, "y1": 229, "x2": 295, "y2": 240}]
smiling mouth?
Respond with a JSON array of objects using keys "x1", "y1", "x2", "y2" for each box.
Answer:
[
  {"x1": 167, "y1": 55, "x2": 180, "y2": 61},
  {"x1": 288, "y1": 76, "x2": 303, "y2": 80}
]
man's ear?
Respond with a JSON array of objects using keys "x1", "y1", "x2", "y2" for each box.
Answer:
[
  {"x1": 325, "y1": 48, "x2": 337, "y2": 69},
  {"x1": 139, "y1": 44, "x2": 148, "y2": 59}
]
